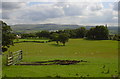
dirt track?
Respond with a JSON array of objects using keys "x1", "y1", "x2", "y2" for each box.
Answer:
[{"x1": 16, "y1": 60, "x2": 87, "y2": 65}]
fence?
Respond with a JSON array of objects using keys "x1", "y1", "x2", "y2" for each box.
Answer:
[{"x1": 7, "y1": 50, "x2": 22, "y2": 66}]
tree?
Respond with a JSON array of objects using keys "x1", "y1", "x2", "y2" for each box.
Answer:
[
  {"x1": 86, "y1": 27, "x2": 95, "y2": 39},
  {"x1": 50, "y1": 33, "x2": 59, "y2": 44},
  {"x1": 75, "y1": 27, "x2": 86, "y2": 38},
  {"x1": 1, "y1": 21, "x2": 15, "y2": 52},
  {"x1": 94, "y1": 25, "x2": 109, "y2": 40},
  {"x1": 36, "y1": 31, "x2": 50, "y2": 38},
  {"x1": 86, "y1": 25, "x2": 109, "y2": 40},
  {"x1": 64, "y1": 29, "x2": 76, "y2": 38},
  {"x1": 59, "y1": 33, "x2": 69, "y2": 46},
  {"x1": 21, "y1": 33, "x2": 30, "y2": 38}
]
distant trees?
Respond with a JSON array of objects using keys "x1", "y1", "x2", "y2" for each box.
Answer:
[
  {"x1": 86, "y1": 25, "x2": 109, "y2": 40},
  {"x1": 86, "y1": 27, "x2": 95, "y2": 39},
  {"x1": 36, "y1": 31, "x2": 50, "y2": 38},
  {"x1": 20, "y1": 25, "x2": 110, "y2": 42},
  {"x1": 63, "y1": 27, "x2": 86, "y2": 38},
  {"x1": 18, "y1": 25, "x2": 112, "y2": 46},
  {"x1": 75, "y1": 27, "x2": 86, "y2": 38},
  {"x1": 63, "y1": 29, "x2": 76, "y2": 38},
  {"x1": 1, "y1": 21, "x2": 15, "y2": 52},
  {"x1": 21, "y1": 33, "x2": 36, "y2": 39}
]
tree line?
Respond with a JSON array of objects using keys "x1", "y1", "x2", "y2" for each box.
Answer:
[
  {"x1": 1, "y1": 21, "x2": 120, "y2": 52},
  {"x1": 20, "y1": 25, "x2": 109, "y2": 40},
  {"x1": 20, "y1": 25, "x2": 120, "y2": 45}
]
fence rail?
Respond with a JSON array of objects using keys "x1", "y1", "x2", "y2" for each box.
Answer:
[{"x1": 7, "y1": 50, "x2": 23, "y2": 66}]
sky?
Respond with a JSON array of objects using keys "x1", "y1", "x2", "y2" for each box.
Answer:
[{"x1": 0, "y1": 0, "x2": 119, "y2": 26}]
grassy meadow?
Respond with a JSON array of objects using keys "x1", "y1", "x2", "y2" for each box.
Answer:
[{"x1": 2, "y1": 39, "x2": 118, "y2": 77}]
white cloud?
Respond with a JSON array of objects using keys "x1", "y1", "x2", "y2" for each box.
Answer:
[
  {"x1": 1, "y1": 2, "x2": 118, "y2": 26},
  {"x1": 16, "y1": 4, "x2": 64, "y2": 21}
]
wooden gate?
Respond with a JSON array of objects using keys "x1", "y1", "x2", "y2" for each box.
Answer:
[{"x1": 7, "y1": 50, "x2": 22, "y2": 66}]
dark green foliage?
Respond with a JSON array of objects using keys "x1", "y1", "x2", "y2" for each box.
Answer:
[
  {"x1": 50, "y1": 33, "x2": 69, "y2": 46},
  {"x1": 64, "y1": 29, "x2": 77, "y2": 38},
  {"x1": 21, "y1": 33, "x2": 36, "y2": 39},
  {"x1": 62, "y1": 27, "x2": 86, "y2": 38},
  {"x1": 86, "y1": 28, "x2": 95, "y2": 39},
  {"x1": 59, "y1": 33, "x2": 69, "y2": 46},
  {"x1": 86, "y1": 25, "x2": 109, "y2": 40},
  {"x1": 36, "y1": 30, "x2": 50, "y2": 38},
  {"x1": 50, "y1": 33, "x2": 59, "y2": 44},
  {"x1": 1, "y1": 21, "x2": 15, "y2": 51},
  {"x1": 75, "y1": 27, "x2": 86, "y2": 38},
  {"x1": 21, "y1": 33, "x2": 29, "y2": 38}
]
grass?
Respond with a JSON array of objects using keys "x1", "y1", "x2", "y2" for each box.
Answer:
[{"x1": 2, "y1": 39, "x2": 118, "y2": 77}]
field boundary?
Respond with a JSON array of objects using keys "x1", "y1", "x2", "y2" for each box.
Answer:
[{"x1": 14, "y1": 40, "x2": 50, "y2": 43}]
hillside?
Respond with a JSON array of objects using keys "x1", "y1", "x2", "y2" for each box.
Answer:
[
  {"x1": 10, "y1": 24, "x2": 118, "y2": 34},
  {"x1": 11, "y1": 24, "x2": 81, "y2": 33}
]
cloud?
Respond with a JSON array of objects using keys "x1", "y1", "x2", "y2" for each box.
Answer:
[
  {"x1": 1, "y1": 2, "x2": 118, "y2": 26},
  {"x1": 18, "y1": 4, "x2": 65, "y2": 21},
  {"x1": 2, "y1": 2, "x2": 26, "y2": 10},
  {"x1": 2, "y1": 2, "x2": 27, "y2": 19},
  {"x1": 88, "y1": 3, "x2": 104, "y2": 11},
  {"x1": 59, "y1": 3, "x2": 86, "y2": 16}
]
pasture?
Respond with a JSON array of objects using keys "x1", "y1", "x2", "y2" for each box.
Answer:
[{"x1": 2, "y1": 39, "x2": 118, "y2": 77}]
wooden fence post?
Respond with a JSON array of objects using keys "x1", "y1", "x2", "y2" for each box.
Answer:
[
  {"x1": 7, "y1": 52, "x2": 13, "y2": 66},
  {"x1": 20, "y1": 50, "x2": 22, "y2": 60}
]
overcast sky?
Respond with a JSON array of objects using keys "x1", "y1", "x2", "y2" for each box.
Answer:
[{"x1": 1, "y1": 1, "x2": 119, "y2": 26}]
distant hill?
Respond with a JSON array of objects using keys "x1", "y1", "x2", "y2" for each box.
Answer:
[
  {"x1": 10, "y1": 23, "x2": 118, "y2": 34},
  {"x1": 11, "y1": 23, "x2": 83, "y2": 33}
]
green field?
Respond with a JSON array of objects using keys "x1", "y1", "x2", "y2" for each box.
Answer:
[{"x1": 2, "y1": 39, "x2": 118, "y2": 77}]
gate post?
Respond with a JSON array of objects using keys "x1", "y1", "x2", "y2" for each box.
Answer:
[
  {"x1": 20, "y1": 50, "x2": 22, "y2": 60},
  {"x1": 7, "y1": 52, "x2": 13, "y2": 66}
]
